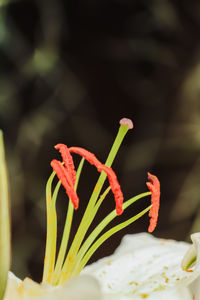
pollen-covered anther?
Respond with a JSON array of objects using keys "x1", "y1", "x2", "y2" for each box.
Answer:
[
  {"x1": 50, "y1": 159, "x2": 79, "y2": 209},
  {"x1": 119, "y1": 118, "x2": 134, "y2": 129},
  {"x1": 54, "y1": 144, "x2": 77, "y2": 186},
  {"x1": 69, "y1": 147, "x2": 124, "y2": 215},
  {"x1": 146, "y1": 172, "x2": 160, "y2": 233},
  {"x1": 98, "y1": 165, "x2": 123, "y2": 215}
]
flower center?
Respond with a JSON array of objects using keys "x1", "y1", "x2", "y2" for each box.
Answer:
[{"x1": 42, "y1": 118, "x2": 160, "y2": 286}]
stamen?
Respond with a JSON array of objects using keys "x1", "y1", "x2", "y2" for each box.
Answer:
[
  {"x1": 146, "y1": 172, "x2": 160, "y2": 233},
  {"x1": 43, "y1": 118, "x2": 161, "y2": 285},
  {"x1": 69, "y1": 147, "x2": 123, "y2": 215},
  {"x1": 55, "y1": 144, "x2": 76, "y2": 186},
  {"x1": 50, "y1": 159, "x2": 79, "y2": 209}
]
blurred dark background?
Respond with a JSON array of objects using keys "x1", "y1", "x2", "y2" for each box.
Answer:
[{"x1": 1, "y1": 0, "x2": 200, "y2": 282}]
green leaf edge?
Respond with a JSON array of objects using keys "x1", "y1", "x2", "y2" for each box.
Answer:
[{"x1": 0, "y1": 131, "x2": 11, "y2": 300}]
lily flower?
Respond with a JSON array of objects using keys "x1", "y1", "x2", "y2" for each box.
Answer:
[
  {"x1": 0, "y1": 118, "x2": 199, "y2": 299},
  {"x1": 4, "y1": 232, "x2": 200, "y2": 300}
]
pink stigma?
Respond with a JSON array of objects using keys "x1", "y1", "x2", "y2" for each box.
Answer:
[{"x1": 119, "y1": 118, "x2": 134, "y2": 129}]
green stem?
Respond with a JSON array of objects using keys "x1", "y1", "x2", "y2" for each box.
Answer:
[
  {"x1": 92, "y1": 186, "x2": 111, "y2": 219},
  {"x1": 59, "y1": 124, "x2": 130, "y2": 283},
  {"x1": 42, "y1": 172, "x2": 59, "y2": 283}
]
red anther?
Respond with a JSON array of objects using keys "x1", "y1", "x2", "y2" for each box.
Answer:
[
  {"x1": 69, "y1": 147, "x2": 102, "y2": 168},
  {"x1": 55, "y1": 144, "x2": 77, "y2": 186},
  {"x1": 69, "y1": 147, "x2": 124, "y2": 215},
  {"x1": 146, "y1": 172, "x2": 160, "y2": 233},
  {"x1": 51, "y1": 159, "x2": 79, "y2": 209},
  {"x1": 98, "y1": 165, "x2": 123, "y2": 215}
]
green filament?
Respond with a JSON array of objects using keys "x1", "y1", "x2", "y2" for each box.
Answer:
[
  {"x1": 71, "y1": 192, "x2": 151, "y2": 277},
  {"x1": 75, "y1": 205, "x2": 151, "y2": 275},
  {"x1": 43, "y1": 158, "x2": 85, "y2": 283},
  {"x1": 51, "y1": 158, "x2": 84, "y2": 285}
]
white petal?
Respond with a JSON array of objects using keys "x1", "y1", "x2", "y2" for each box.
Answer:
[
  {"x1": 4, "y1": 233, "x2": 200, "y2": 300},
  {"x1": 4, "y1": 274, "x2": 101, "y2": 300},
  {"x1": 54, "y1": 275, "x2": 102, "y2": 300},
  {"x1": 83, "y1": 233, "x2": 199, "y2": 299},
  {"x1": 181, "y1": 232, "x2": 200, "y2": 299}
]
